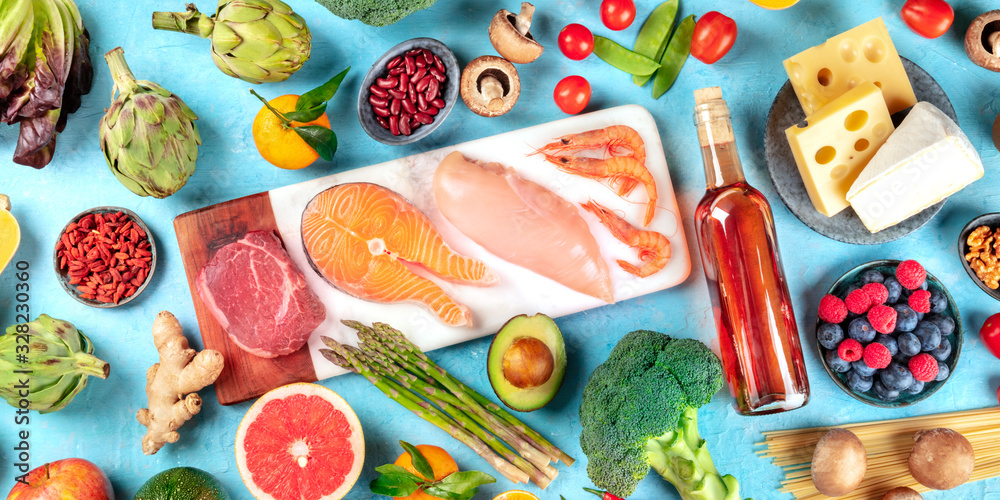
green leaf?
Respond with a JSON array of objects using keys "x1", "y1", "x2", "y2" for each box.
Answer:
[
  {"x1": 374, "y1": 464, "x2": 424, "y2": 483},
  {"x1": 295, "y1": 66, "x2": 350, "y2": 118},
  {"x1": 437, "y1": 471, "x2": 496, "y2": 491},
  {"x1": 294, "y1": 125, "x2": 337, "y2": 161},
  {"x1": 422, "y1": 486, "x2": 467, "y2": 500},
  {"x1": 369, "y1": 473, "x2": 419, "y2": 496},
  {"x1": 399, "y1": 440, "x2": 436, "y2": 481}
]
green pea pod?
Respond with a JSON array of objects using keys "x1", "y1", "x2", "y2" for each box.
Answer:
[
  {"x1": 653, "y1": 15, "x2": 696, "y2": 99},
  {"x1": 633, "y1": 0, "x2": 679, "y2": 86},
  {"x1": 593, "y1": 36, "x2": 660, "y2": 76}
]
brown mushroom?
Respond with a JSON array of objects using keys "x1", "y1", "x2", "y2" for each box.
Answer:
[
  {"x1": 908, "y1": 428, "x2": 975, "y2": 490},
  {"x1": 882, "y1": 486, "x2": 923, "y2": 500},
  {"x1": 965, "y1": 10, "x2": 1000, "y2": 71},
  {"x1": 810, "y1": 428, "x2": 868, "y2": 497},
  {"x1": 460, "y1": 56, "x2": 521, "y2": 117},
  {"x1": 489, "y1": 3, "x2": 543, "y2": 64}
]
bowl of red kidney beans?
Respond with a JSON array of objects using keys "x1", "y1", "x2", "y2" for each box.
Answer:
[{"x1": 358, "y1": 37, "x2": 460, "y2": 145}]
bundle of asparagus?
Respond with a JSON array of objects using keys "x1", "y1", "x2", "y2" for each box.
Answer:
[{"x1": 320, "y1": 321, "x2": 574, "y2": 489}]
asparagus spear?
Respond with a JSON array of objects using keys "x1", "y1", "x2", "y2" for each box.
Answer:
[
  {"x1": 318, "y1": 339, "x2": 529, "y2": 485},
  {"x1": 354, "y1": 323, "x2": 557, "y2": 473},
  {"x1": 371, "y1": 322, "x2": 576, "y2": 465},
  {"x1": 363, "y1": 344, "x2": 556, "y2": 487}
]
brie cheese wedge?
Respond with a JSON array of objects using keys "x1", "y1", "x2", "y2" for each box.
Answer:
[{"x1": 846, "y1": 102, "x2": 983, "y2": 233}]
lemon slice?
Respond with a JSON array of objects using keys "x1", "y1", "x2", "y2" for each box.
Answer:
[
  {"x1": 748, "y1": 0, "x2": 799, "y2": 9},
  {"x1": 0, "y1": 194, "x2": 20, "y2": 276}
]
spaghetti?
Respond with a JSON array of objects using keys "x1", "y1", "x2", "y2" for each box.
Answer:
[{"x1": 756, "y1": 407, "x2": 1000, "y2": 499}]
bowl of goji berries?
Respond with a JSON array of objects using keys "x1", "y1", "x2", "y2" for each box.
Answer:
[{"x1": 53, "y1": 207, "x2": 156, "y2": 307}]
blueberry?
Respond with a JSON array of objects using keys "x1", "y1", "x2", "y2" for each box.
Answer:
[
  {"x1": 897, "y1": 332, "x2": 922, "y2": 357},
  {"x1": 847, "y1": 371, "x2": 874, "y2": 392},
  {"x1": 848, "y1": 317, "x2": 877, "y2": 343},
  {"x1": 872, "y1": 380, "x2": 900, "y2": 402},
  {"x1": 893, "y1": 304, "x2": 918, "y2": 332},
  {"x1": 924, "y1": 314, "x2": 955, "y2": 336},
  {"x1": 876, "y1": 334, "x2": 898, "y2": 357},
  {"x1": 861, "y1": 269, "x2": 885, "y2": 285},
  {"x1": 817, "y1": 323, "x2": 845, "y2": 350},
  {"x1": 884, "y1": 277, "x2": 903, "y2": 304},
  {"x1": 914, "y1": 322, "x2": 942, "y2": 352},
  {"x1": 852, "y1": 359, "x2": 877, "y2": 377},
  {"x1": 935, "y1": 361, "x2": 950, "y2": 381},
  {"x1": 928, "y1": 288, "x2": 948, "y2": 314},
  {"x1": 879, "y1": 362, "x2": 914, "y2": 391},
  {"x1": 825, "y1": 349, "x2": 851, "y2": 373},
  {"x1": 930, "y1": 338, "x2": 952, "y2": 361},
  {"x1": 904, "y1": 380, "x2": 925, "y2": 395}
]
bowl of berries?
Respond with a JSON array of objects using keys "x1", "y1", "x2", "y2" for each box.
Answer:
[{"x1": 816, "y1": 259, "x2": 962, "y2": 408}]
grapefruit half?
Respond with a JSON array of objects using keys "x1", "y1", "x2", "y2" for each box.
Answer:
[{"x1": 235, "y1": 383, "x2": 365, "y2": 500}]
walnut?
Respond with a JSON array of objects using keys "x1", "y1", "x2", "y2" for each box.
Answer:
[{"x1": 966, "y1": 225, "x2": 1000, "y2": 289}]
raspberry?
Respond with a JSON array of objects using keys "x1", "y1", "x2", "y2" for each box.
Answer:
[
  {"x1": 845, "y1": 289, "x2": 872, "y2": 314},
  {"x1": 896, "y1": 260, "x2": 926, "y2": 290},
  {"x1": 818, "y1": 294, "x2": 848, "y2": 324},
  {"x1": 867, "y1": 304, "x2": 897, "y2": 334},
  {"x1": 862, "y1": 282, "x2": 889, "y2": 305},
  {"x1": 908, "y1": 289, "x2": 931, "y2": 314},
  {"x1": 908, "y1": 353, "x2": 939, "y2": 382},
  {"x1": 863, "y1": 342, "x2": 892, "y2": 369},
  {"x1": 838, "y1": 338, "x2": 864, "y2": 362}
]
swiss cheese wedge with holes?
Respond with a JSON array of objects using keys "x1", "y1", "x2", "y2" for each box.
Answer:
[
  {"x1": 783, "y1": 18, "x2": 916, "y2": 117},
  {"x1": 785, "y1": 82, "x2": 894, "y2": 217}
]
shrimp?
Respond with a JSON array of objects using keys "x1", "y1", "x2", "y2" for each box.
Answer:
[
  {"x1": 540, "y1": 153, "x2": 658, "y2": 226},
  {"x1": 533, "y1": 125, "x2": 646, "y2": 166},
  {"x1": 581, "y1": 201, "x2": 671, "y2": 278}
]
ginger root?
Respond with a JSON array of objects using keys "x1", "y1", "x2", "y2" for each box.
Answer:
[{"x1": 137, "y1": 311, "x2": 224, "y2": 455}]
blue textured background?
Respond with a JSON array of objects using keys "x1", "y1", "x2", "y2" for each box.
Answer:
[{"x1": 2, "y1": 0, "x2": 1000, "y2": 498}]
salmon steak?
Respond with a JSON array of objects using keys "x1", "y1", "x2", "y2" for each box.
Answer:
[{"x1": 301, "y1": 182, "x2": 497, "y2": 327}]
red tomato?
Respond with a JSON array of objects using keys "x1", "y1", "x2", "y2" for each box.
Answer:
[
  {"x1": 981, "y1": 313, "x2": 1000, "y2": 359},
  {"x1": 554, "y1": 75, "x2": 591, "y2": 114},
  {"x1": 690, "y1": 11, "x2": 737, "y2": 64},
  {"x1": 600, "y1": 0, "x2": 636, "y2": 31},
  {"x1": 558, "y1": 23, "x2": 594, "y2": 61},
  {"x1": 901, "y1": 0, "x2": 954, "y2": 39}
]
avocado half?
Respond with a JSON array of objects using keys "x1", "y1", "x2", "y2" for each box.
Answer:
[{"x1": 487, "y1": 313, "x2": 567, "y2": 412}]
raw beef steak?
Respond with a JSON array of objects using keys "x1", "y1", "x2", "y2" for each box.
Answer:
[{"x1": 196, "y1": 231, "x2": 326, "y2": 358}]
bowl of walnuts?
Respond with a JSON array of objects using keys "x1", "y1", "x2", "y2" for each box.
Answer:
[{"x1": 959, "y1": 213, "x2": 1000, "y2": 302}]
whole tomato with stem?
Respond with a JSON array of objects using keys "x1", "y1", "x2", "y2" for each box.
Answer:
[
  {"x1": 981, "y1": 313, "x2": 1000, "y2": 359},
  {"x1": 559, "y1": 23, "x2": 594, "y2": 60},
  {"x1": 601, "y1": 0, "x2": 636, "y2": 31},
  {"x1": 691, "y1": 11, "x2": 737, "y2": 64},
  {"x1": 901, "y1": 0, "x2": 954, "y2": 38},
  {"x1": 554, "y1": 76, "x2": 591, "y2": 115}
]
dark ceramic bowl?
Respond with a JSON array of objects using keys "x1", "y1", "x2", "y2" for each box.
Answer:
[
  {"x1": 958, "y1": 213, "x2": 1000, "y2": 302},
  {"x1": 53, "y1": 207, "x2": 156, "y2": 308},
  {"x1": 816, "y1": 260, "x2": 962, "y2": 408},
  {"x1": 357, "y1": 38, "x2": 460, "y2": 145}
]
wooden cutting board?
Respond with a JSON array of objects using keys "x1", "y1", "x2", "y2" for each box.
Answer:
[{"x1": 175, "y1": 104, "x2": 691, "y2": 406}]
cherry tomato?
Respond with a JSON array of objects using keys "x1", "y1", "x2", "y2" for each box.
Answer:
[
  {"x1": 981, "y1": 313, "x2": 1000, "y2": 359},
  {"x1": 558, "y1": 23, "x2": 595, "y2": 60},
  {"x1": 690, "y1": 11, "x2": 737, "y2": 64},
  {"x1": 600, "y1": 0, "x2": 636, "y2": 31},
  {"x1": 901, "y1": 0, "x2": 954, "y2": 39},
  {"x1": 554, "y1": 75, "x2": 591, "y2": 115}
]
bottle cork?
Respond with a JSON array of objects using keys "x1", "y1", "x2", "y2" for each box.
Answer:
[{"x1": 693, "y1": 86, "x2": 734, "y2": 146}]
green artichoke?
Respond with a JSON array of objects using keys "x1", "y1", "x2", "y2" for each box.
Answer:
[
  {"x1": 152, "y1": 0, "x2": 311, "y2": 84},
  {"x1": 99, "y1": 47, "x2": 200, "y2": 199},
  {"x1": 0, "y1": 315, "x2": 110, "y2": 414}
]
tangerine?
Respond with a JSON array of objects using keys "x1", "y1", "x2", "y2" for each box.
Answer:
[
  {"x1": 493, "y1": 491, "x2": 540, "y2": 500},
  {"x1": 392, "y1": 445, "x2": 459, "y2": 500},
  {"x1": 252, "y1": 94, "x2": 331, "y2": 170}
]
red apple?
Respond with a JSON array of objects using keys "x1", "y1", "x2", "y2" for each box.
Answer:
[{"x1": 7, "y1": 458, "x2": 113, "y2": 500}]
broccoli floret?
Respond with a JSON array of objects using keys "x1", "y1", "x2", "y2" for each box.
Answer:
[
  {"x1": 580, "y1": 330, "x2": 747, "y2": 499},
  {"x1": 314, "y1": 0, "x2": 438, "y2": 27}
]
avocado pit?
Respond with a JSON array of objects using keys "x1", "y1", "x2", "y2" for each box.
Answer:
[{"x1": 502, "y1": 337, "x2": 554, "y2": 389}]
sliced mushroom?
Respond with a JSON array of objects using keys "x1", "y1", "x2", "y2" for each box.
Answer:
[
  {"x1": 489, "y1": 3, "x2": 543, "y2": 64},
  {"x1": 965, "y1": 10, "x2": 1000, "y2": 71},
  {"x1": 461, "y1": 56, "x2": 521, "y2": 117}
]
